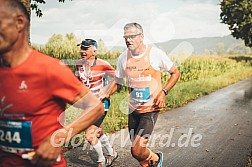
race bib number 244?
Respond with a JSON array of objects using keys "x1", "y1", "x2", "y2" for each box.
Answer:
[{"x1": 0, "y1": 120, "x2": 32, "y2": 152}]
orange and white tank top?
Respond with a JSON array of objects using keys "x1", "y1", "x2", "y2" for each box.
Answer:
[
  {"x1": 76, "y1": 58, "x2": 115, "y2": 97},
  {"x1": 125, "y1": 45, "x2": 162, "y2": 113}
]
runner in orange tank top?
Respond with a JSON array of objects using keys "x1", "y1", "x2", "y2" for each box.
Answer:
[{"x1": 116, "y1": 23, "x2": 180, "y2": 167}]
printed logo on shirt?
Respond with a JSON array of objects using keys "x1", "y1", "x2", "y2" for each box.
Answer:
[
  {"x1": 137, "y1": 68, "x2": 150, "y2": 72},
  {"x1": 0, "y1": 96, "x2": 13, "y2": 115},
  {"x1": 126, "y1": 66, "x2": 137, "y2": 71},
  {"x1": 19, "y1": 80, "x2": 28, "y2": 90}
]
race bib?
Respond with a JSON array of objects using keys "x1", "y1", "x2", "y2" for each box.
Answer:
[
  {"x1": 131, "y1": 87, "x2": 150, "y2": 102},
  {"x1": 0, "y1": 120, "x2": 33, "y2": 153}
]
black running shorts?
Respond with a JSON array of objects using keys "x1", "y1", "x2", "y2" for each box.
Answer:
[
  {"x1": 93, "y1": 98, "x2": 110, "y2": 127},
  {"x1": 128, "y1": 110, "x2": 159, "y2": 140}
]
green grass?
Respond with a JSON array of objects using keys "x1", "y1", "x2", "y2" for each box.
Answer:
[
  {"x1": 164, "y1": 67, "x2": 252, "y2": 110},
  {"x1": 56, "y1": 53, "x2": 252, "y2": 148},
  {"x1": 33, "y1": 42, "x2": 252, "y2": 152},
  {"x1": 101, "y1": 66, "x2": 252, "y2": 134},
  {"x1": 102, "y1": 55, "x2": 252, "y2": 134},
  {"x1": 245, "y1": 154, "x2": 252, "y2": 167}
]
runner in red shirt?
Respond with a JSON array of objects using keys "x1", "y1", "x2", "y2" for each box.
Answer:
[{"x1": 0, "y1": 1, "x2": 104, "y2": 167}]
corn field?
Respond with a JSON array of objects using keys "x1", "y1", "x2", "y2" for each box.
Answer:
[
  {"x1": 35, "y1": 44, "x2": 252, "y2": 84},
  {"x1": 35, "y1": 44, "x2": 252, "y2": 134},
  {"x1": 162, "y1": 55, "x2": 252, "y2": 83}
]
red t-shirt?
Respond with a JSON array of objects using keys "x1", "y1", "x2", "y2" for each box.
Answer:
[{"x1": 0, "y1": 50, "x2": 85, "y2": 166}]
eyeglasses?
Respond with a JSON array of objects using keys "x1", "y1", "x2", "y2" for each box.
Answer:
[{"x1": 123, "y1": 33, "x2": 142, "y2": 40}]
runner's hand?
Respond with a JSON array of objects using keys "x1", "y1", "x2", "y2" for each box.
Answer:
[
  {"x1": 154, "y1": 91, "x2": 166, "y2": 108},
  {"x1": 31, "y1": 136, "x2": 62, "y2": 167},
  {"x1": 98, "y1": 87, "x2": 110, "y2": 100}
]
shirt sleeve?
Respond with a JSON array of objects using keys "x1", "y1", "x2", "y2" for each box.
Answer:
[
  {"x1": 115, "y1": 51, "x2": 127, "y2": 78},
  {"x1": 103, "y1": 61, "x2": 116, "y2": 77},
  {"x1": 150, "y1": 47, "x2": 174, "y2": 73},
  {"x1": 47, "y1": 59, "x2": 85, "y2": 103}
]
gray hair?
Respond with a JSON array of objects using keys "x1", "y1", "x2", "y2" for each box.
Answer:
[{"x1": 124, "y1": 22, "x2": 143, "y2": 34}]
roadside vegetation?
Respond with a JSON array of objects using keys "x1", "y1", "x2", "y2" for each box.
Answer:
[
  {"x1": 33, "y1": 35, "x2": 252, "y2": 148},
  {"x1": 103, "y1": 54, "x2": 252, "y2": 133},
  {"x1": 245, "y1": 154, "x2": 252, "y2": 167}
]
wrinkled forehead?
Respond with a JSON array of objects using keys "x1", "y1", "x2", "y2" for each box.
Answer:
[
  {"x1": 0, "y1": 3, "x2": 10, "y2": 14},
  {"x1": 0, "y1": 0, "x2": 13, "y2": 11},
  {"x1": 80, "y1": 47, "x2": 90, "y2": 51},
  {"x1": 0, "y1": 2, "x2": 19, "y2": 18},
  {"x1": 124, "y1": 27, "x2": 139, "y2": 35},
  {"x1": 0, "y1": 10, "x2": 14, "y2": 21},
  {"x1": 0, "y1": 0, "x2": 5, "y2": 6},
  {"x1": 80, "y1": 46, "x2": 93, "y2": 52}
]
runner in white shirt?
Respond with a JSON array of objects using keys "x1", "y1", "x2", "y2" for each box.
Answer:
[{"x1": 115, "y1": 22, "x2": 180, "y2": 167}]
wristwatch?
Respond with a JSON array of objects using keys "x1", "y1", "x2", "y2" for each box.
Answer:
[{"x1": 162, "y1": 89, "x2": 169, "y2": 96}]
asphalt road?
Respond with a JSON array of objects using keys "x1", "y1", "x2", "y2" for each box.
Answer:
[{"x1": 65, "y1": 77, "x2": 252, "y2": 167}]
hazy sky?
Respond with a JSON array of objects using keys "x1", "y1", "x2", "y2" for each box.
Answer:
[{"x1": 30, "y1": 0, "x2": 230, "y2": 47}]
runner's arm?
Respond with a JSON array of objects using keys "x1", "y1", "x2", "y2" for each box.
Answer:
[
  {"x1": 99, "y1": 80, "x2": 118, "y2": 100},
  {"x1": 31, "y1": 87, "x2": 104, "y2": 166},
  {"x1": 154, "y1": 65, "x2": 180, "y2": 108}
]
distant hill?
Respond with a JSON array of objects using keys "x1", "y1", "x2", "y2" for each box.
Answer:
[
  {"x1": 110, "y1": 35, "x2": 251, "y2": 55},
  {"x1": 155, "y1": 35, "x2": 250, "y2": 54},
  {"x1": 33, "y1": 34, "x2": 251, "y2": 55}
]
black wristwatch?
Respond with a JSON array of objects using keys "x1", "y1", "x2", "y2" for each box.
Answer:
[{"x1": 162, "y1": 89, "x2": 169, "y2": 96}]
